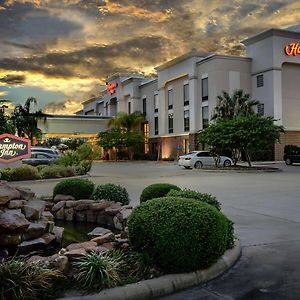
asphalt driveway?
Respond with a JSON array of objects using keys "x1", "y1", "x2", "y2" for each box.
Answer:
[{"x1": 15, "y1": 161, "x2": 300, "y2": 300}]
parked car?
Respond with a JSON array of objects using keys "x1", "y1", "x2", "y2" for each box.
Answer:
[
  {"x1": 22, "y1": 152, "x2": 58, "y2": 166},
  {"x1": 284, "y1": 151, "x2": 300, "y2": 165},
  {"x1": 31, "y1": 147, "x2": 60, "y2": 157},
  {"x1": 178, "y1": 151, "x2": 233, "y2": 169}
]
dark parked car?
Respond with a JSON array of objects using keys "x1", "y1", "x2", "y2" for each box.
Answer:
[
  {"x1": 22, "y1": 152, "x2": 58, "y2": 166},
  {"x1": 284, "y1": 151, "x2": 300, "y2": 165}
]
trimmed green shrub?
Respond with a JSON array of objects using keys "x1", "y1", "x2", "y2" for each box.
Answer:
[
  {"x1": 92, "y1": 183, "x2": 129, "y2": 205},
  {"x1": 0, "y1": 169, "x2": 12, "y2": 181},
  {"x1": 10, "y1": 165, "x2": 40, "y2": 181},
  {"x1": 76, "y1": 144, "x2": 93, "y2": 161},
  {"x1": 128, "y1": 197, "x2": 234, "y2": 273},
  {"x1": 80, "y1": 160, "x2": 92, "y2": 173},
  {"x1": 140, "y1": 183, "x2": 180, "y2": 203},
  {"x1": 53, "y1": 178, "x2": 95, "y2": 200},
  {"x1": 57, "y1": 150, "x2": 81, "y2": 167},
  {"x1": 75, "y1": 165, "x2": 86, "y2": 176},
  {"x1": 39, "y1": 165, "x2": 64, "y2": 179},
  {"x1": 36, "y1": 164, "x2": 48, "y2": 173},
  {"x1": 166, "y1": 189, "x2": 221, "y2": 211}
]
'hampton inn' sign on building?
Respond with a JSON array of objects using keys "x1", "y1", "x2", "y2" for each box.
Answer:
[{"x1": 0, "y1": 134, "x2": 31, "y2": 163}]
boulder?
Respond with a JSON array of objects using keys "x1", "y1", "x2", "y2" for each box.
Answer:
[
  {"x1": 65, "y1": 201, "x2": 79, "y2": 208},
  {"x1": 86, "y1": 210, "x2": 97, "y2": 223},
  {"x1": 22, "y1": 199, "x2": 46, "y2": 220},
  {"x1": 28, "y1": 254, "x2": 69, "y2": 273},
  {"x1": 53, "y1": 194, "x2": 75, "y2": 203},
  {"x1": 22, "y1": 219, "x2": 48, "y2": 240},
  {"x1": 87, "y1": 227, "x2": 113, "y2": 238},
  {"x1": 64, "y1": 208, "x2": 74, "y2": 221},
  {"x1": 14, "y1": 186, "x2": 35, "y2": 201},
  {"x1": 120, "y1": 208, "x2": 132, "y2": 221},
  {"x1": 73, "y1": 200, "x2": 94, "y2": 211},
  {"x1": 52, "y1": 201, "x2": 66, "y2": 213},
  {"x1": 0, "y1": 209, "x2": 30, "y2": 233},
  {"x1": 90, "y1": 201, "x2": 110, "y2": 211},
  {"x1": 101, "y1": 242, "x2": 116, "y2": 250},
  {"x1": 53, "y1": 226, "x2": 64, "y2": 244},
  {"x1": 55, "y1": 207, "x2": 65, "y2": 220},
  {"x1": 75, "y1": 211, "x2": 86, "y2": 222},
  {"x1": 7, "y1": 200, "x2": 27, "y2": 209},
  {"x1": 113, "y1": 214, "x2": 123, "y2": 230},
  {"x1": 48, "y1": 221, "x2": 55, "y2": 233},
  {"x1": 0, "y1": 233, "x2": 22, "y2": 246},
  {"x1": 96, "y1": 214, "x2": 114, "y2": 227},
  {"x1": 66, "y1": 241, "x2": 97, "y2": 252},
  {"x1": 18, "y1": 233, "x2": 56, "y2": 253},
  {"x1": 65, "y1": 248, "x2": 86, "y2": 260},
  {"x1": 0, "y1": 184, "x2": 20, "y2": 204},
  {"x1": 91, "y1": 232, "x2": 115, "y2": 245},
  {"x1": 95, "y1": 246, "x2": 109, "y2": 253},
  {"x1": 42, "y1": 211, "x2": 54, "y2": 222}
]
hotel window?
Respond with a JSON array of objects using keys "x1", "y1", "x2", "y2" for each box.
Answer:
[
  {"x1": 154, "y1": 94, "x2": 158, "y2": 113},
  {"x1": 257, "y1": 74, "x2": 264, "y2": 87},
  {"x1": 142, "y1": 98, "x2": 147, "y2": 115},
  {"x1": 168, "y1": 89, "x2": 173, "y2": 110},
  {"x1": 257, "y1": 103, "x2": 264, "y2": 116},
  {"x1": 168, "y1": 113, "x2": 174, "y2": 133},
  {"x1": 105, "y1": 104, "x2": 108, "y2": 116},
  {"x1": 184, "y1": 84, "x2": 189, "y2": 106},
  {"x1": 202, "y1": 106, "x2": 209, "y2": 128},
  {"x1": 154, "y1": 116, "x2": 159, "y2": 135},
  {"x1": 128, "y1": 101, "x2": 131, "y2": 114},
  {"x1": 184, "y1": 110, "x2": 190, "y2": 132},
  {"x1": 202, "y1": 77, "x2": 208, "y2": 101},
  {"x1": 143, "y1": 123, "x2": 149, "y2": 153}
]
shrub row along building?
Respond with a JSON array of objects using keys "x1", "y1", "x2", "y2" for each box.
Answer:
[{"x1": 39, "y1": 28, "x2": 300, "y2": 160}]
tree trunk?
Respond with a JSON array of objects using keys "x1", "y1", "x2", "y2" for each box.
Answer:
[{"x1": 245, "y1": 149, "x2": 252, "y2": 167}]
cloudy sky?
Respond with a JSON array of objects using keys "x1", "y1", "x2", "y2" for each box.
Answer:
[{"x1": 0, "y1": 0, "x2": 300, "y2": 114}]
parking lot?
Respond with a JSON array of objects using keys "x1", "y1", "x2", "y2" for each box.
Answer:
[{"x1": 19, "y1": 161, "x2": 300, "y2": 299}]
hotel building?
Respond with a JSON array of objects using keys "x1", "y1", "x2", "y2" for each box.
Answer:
[{"x1": 39, "y1": 28, "x2": 300, "y2": 160}]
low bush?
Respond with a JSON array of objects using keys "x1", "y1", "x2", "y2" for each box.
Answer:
[
  {"x1": 53, "y1": 178, "x2": 95, "y2": 200},
  {"x1": 75, "y1": 165, "x2": 86, "y2": 176},
  {"x1": 92, "y1": 183, "x2": 129, "y2": 205},
  {"x1": 0, "y1": 258, "x2": 62, "y2": 300},
  {"x1": 39, "y1": 165, "x2": 65, "y2": 179},
  {"x1": 56, "y1": 150, "x2": 82, "y2": 167},
  {"x1": 80, "y1": 160, "x2": 92, "y2": 173},
  {"x1": 128, "y1": 197, "x2": 234, "y2": 273},
  {"x1": 10, "y1": 165, "x2": 40, "y2": 181},
  {"x1": 140, "y1": 183, "x2": 180, "y2": 203},
  {"x1": 0, "y1": 169, "x2": 12, "y2": 181},
  {"x1": 36, "y1": 164, "x2": 48, "y2": 172},
  {"x1": 166, "y1": 189, "x2": 221, "y2": 210}
]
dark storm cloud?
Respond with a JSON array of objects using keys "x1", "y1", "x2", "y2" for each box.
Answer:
[
  {"x1": 0, "y1": 35, "x2": 172, "y2": 79},
  {"x1": 109, "y1": 0, "x2": 184, "y2": 11},
  {"x1": 0, "y1": 74, "x2": 26, "y2": 85},
  {"x1": 239, "y1": 3, "x2": 260, "y2": 17}
]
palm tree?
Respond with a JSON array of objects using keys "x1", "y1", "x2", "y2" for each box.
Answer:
[
  {"x1": 11, "y1": 97, "x2": 47, "y2": 143},
  {"x1": 211, "y1": 89, "x2": 260, "y2": 120}
]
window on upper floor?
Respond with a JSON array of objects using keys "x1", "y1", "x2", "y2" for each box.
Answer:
[
  {"x1": 168, "y1": 89, "x2": 173, "y2": 110},
  {"x1": 184, "y1": 84, "x2": 189, "y2": 106},
  {"x1": 257, "y1": 103, "x2": 264, "y2": 116},
  {"x1": 154, "y1": 116, "x2": 159, "y2": 135},
  {"x1": 202, "y1": 106, "x2": 209, "y2": 128},
  {"x1": 202, "y1": 78, "x2": 208, "y2": 101},
  {"x1": 142, "y1": 98, "x2": 147, "y2": 115},
  {"x1": 154, "y1": 94, "x2": 158, "y2": 113},
  {"x1": 168, "y1": 113, "x2": 174, "y2": 134},
  {"x1": 184, "y1": 110, "x2": 190, "y2": 132},
  {"x1": 128, "y1": 102, "x2": 131, "y2": 114},
  {"x1": 257, "y1": 74, "x2": 264, "y2": 88}
]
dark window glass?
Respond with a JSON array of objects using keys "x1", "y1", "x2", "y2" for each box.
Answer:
[
  {"x1": 184, "y1": 110, "x2": 190, "y2": 132},
  {"x1": 197, "y1": 152, "x2": 210, "y2": 157},
  {"x1": 128, "y1": 102, "x2": 131, "y2": 114},
  {"x1": 168, "y1": 113, "x2": 173, "y2": 133},
  {"x1": 202, "y1": 106, "x2": 209, "y2": 128},
  {"x1": 168, "y1": 89, "x2": 173, "y2": 110},
  {"x1": 257, "y1": 74, "x2": 264, "y2": 87},
  {"x1": 257, "y1": 103, "x2": 264, "y2": 116},
  {"x1": 202, "y1": 77, "x2": 208, "y2": 101},
  {"x1": 184, "y1": 84, "x2": 189, "y2": 106},
  {"x1": 154, "y1": 94, "x2": 158, "y2": 113},
  {"x1": 142, "y1": 98, "x2": 146, "y2": 115},
  {"x1": 154, "y1": 116, "x2": 159, "y2": 135}
]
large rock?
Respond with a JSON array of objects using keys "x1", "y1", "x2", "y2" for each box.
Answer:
[
  {"x1": 7, "y1": 200, "x2": 27, "y2": 209},
  {"x1": 52, "y1": 201, "x2": 66, "y2": 213},
  {"x1": 0, "y1": 183, "x2": 20, "y2": 204},
  {"x1": 65, "y1": 200, "x2": 79, "y2": 209},
  {"x1": 55, "y1": 207, "x2": 65, "y2": 220},
  {"x1": 65, "y1": 248, "x2": 86, "y2": 260},
  {"x1": 42, "y1": 211, "x2": 54, "y2": 222},
  {"x1": 91, "y1": 201, "x2": 110, "y2": 211},
  {"x1": 73, "y1": 200, "x2": 94, "y2": 211},
  {"x1": 0, "y1": 209, "x2": 30, "y2": 233},
  {"x1": 96, "y1": 214, "x2": 114, "y2": 227},
  {"x1": 0, "y1": 233, "x2": 22, "y2": 246},
  {"x1": 28, "y1": 254, "x2": 69, "y2": 273},
  {"x1": 22, "y1": 219, "x2": 48, "y2": 240},
  {"x1": 113, "y1": 214, "x2": 123, "y2": 231},
  {"x1": 91, "y1": 232, "x2": 115, "y2": 245},
  {"x1": 87, "y1": 227, "x2": 113, "y2": 238},
  {"x1": 22, "y1": 199, "x2": 46, "y2": 220},
  {"x1": 66, "y1": 241, "x2": 97, "y2": 252},
  {"x1": 86, "y1": 210, "x2": 97, "y2": 223},
  {"x1": 75, "y1": 211, "x2": 86, "y2": 222},
  {"x1": 64, "y1": 208, "x2": 74, "y2": 221},
  {"x1": 18, "y1": 233, "x2": 56, "y2": 252},
  {"x1": 53, "y1": 226, "x2": 64, "y2": 244},
  {"x1": 14, "y1": 186, "x2": 35, "y2": 201},
  {"x1": 53, "y1": 194, "x2": 75, "y2": 203}
]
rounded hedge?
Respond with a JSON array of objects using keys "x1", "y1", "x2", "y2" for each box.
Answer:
[
  {"x1": 53, "y1": 178, "x2": 95, "y2": 200},
  {"x1": 128, "y1": 197, "x2": 233, "y2": 272},
  {"x1": 92, "y1": 183, "x2": 129, "y2": 205},
  {"x1": 166, "y1": 189, "x2": 221, "y2": 211},
  {"x1": 140, "y1": 183, "x2": 181, "y2": 203}
]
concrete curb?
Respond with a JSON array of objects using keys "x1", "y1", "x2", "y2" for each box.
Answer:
[
  {"x1": 62, "y1": 239, "x2": 241, "y2": 300},
  {"x1": 8, "y1": 174, "x2": 90, "y2": 184}
]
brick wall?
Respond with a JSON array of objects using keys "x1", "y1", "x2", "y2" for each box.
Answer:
[{"x1": 275, "y1": 131, "x2": 300, "y2": 160}]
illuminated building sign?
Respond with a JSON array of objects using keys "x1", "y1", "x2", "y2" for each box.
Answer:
[
  {"x1": 0, "y1": 134, "x2": 31, "y2": 163},
  {"x1": 107, "y1": 82, "x2": 118, "y2": 95},
  {"x1": 284, "y1": 42, "x2": 300, "y2": 56}
]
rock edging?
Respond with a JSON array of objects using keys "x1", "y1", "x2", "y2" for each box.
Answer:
[{"x1": 61, "y1": 239, "x2": 241, "y2": 300}]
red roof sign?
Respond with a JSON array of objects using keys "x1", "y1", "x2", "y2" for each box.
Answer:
[
  {"x1": 107, "y1": 82, "x2": 118, "y2": 95},
  {"x1": 0, "y1": 134, "x2": 31, "y2": 163}
]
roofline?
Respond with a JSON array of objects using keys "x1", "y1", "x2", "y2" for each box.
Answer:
[
  {"x1": 155, "y1": 51, "x2": 209, "y2": 72},
  {"x1": 242, "y1": 28, "x2": 300, "y2": 46},
  {"x1": 139, "y1": 78, "x2": 158, "y2": 88},
  {"x1": 44, "y1": 114, "x2": 111, "y2": 120},
  {"x1": 196, "y1": 54, "x2": 252, "y2": 65}
]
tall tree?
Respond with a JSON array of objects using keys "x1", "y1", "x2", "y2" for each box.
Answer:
[
  {"x1": 211, "y1": 89, "x2": 260, "y2": 120},
  {"x1": 0, "y1": 100, "x2": 15, "y2": 134},
  {"x1": 11, "y1": 97, "x2": 46, "y2": 143}
]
